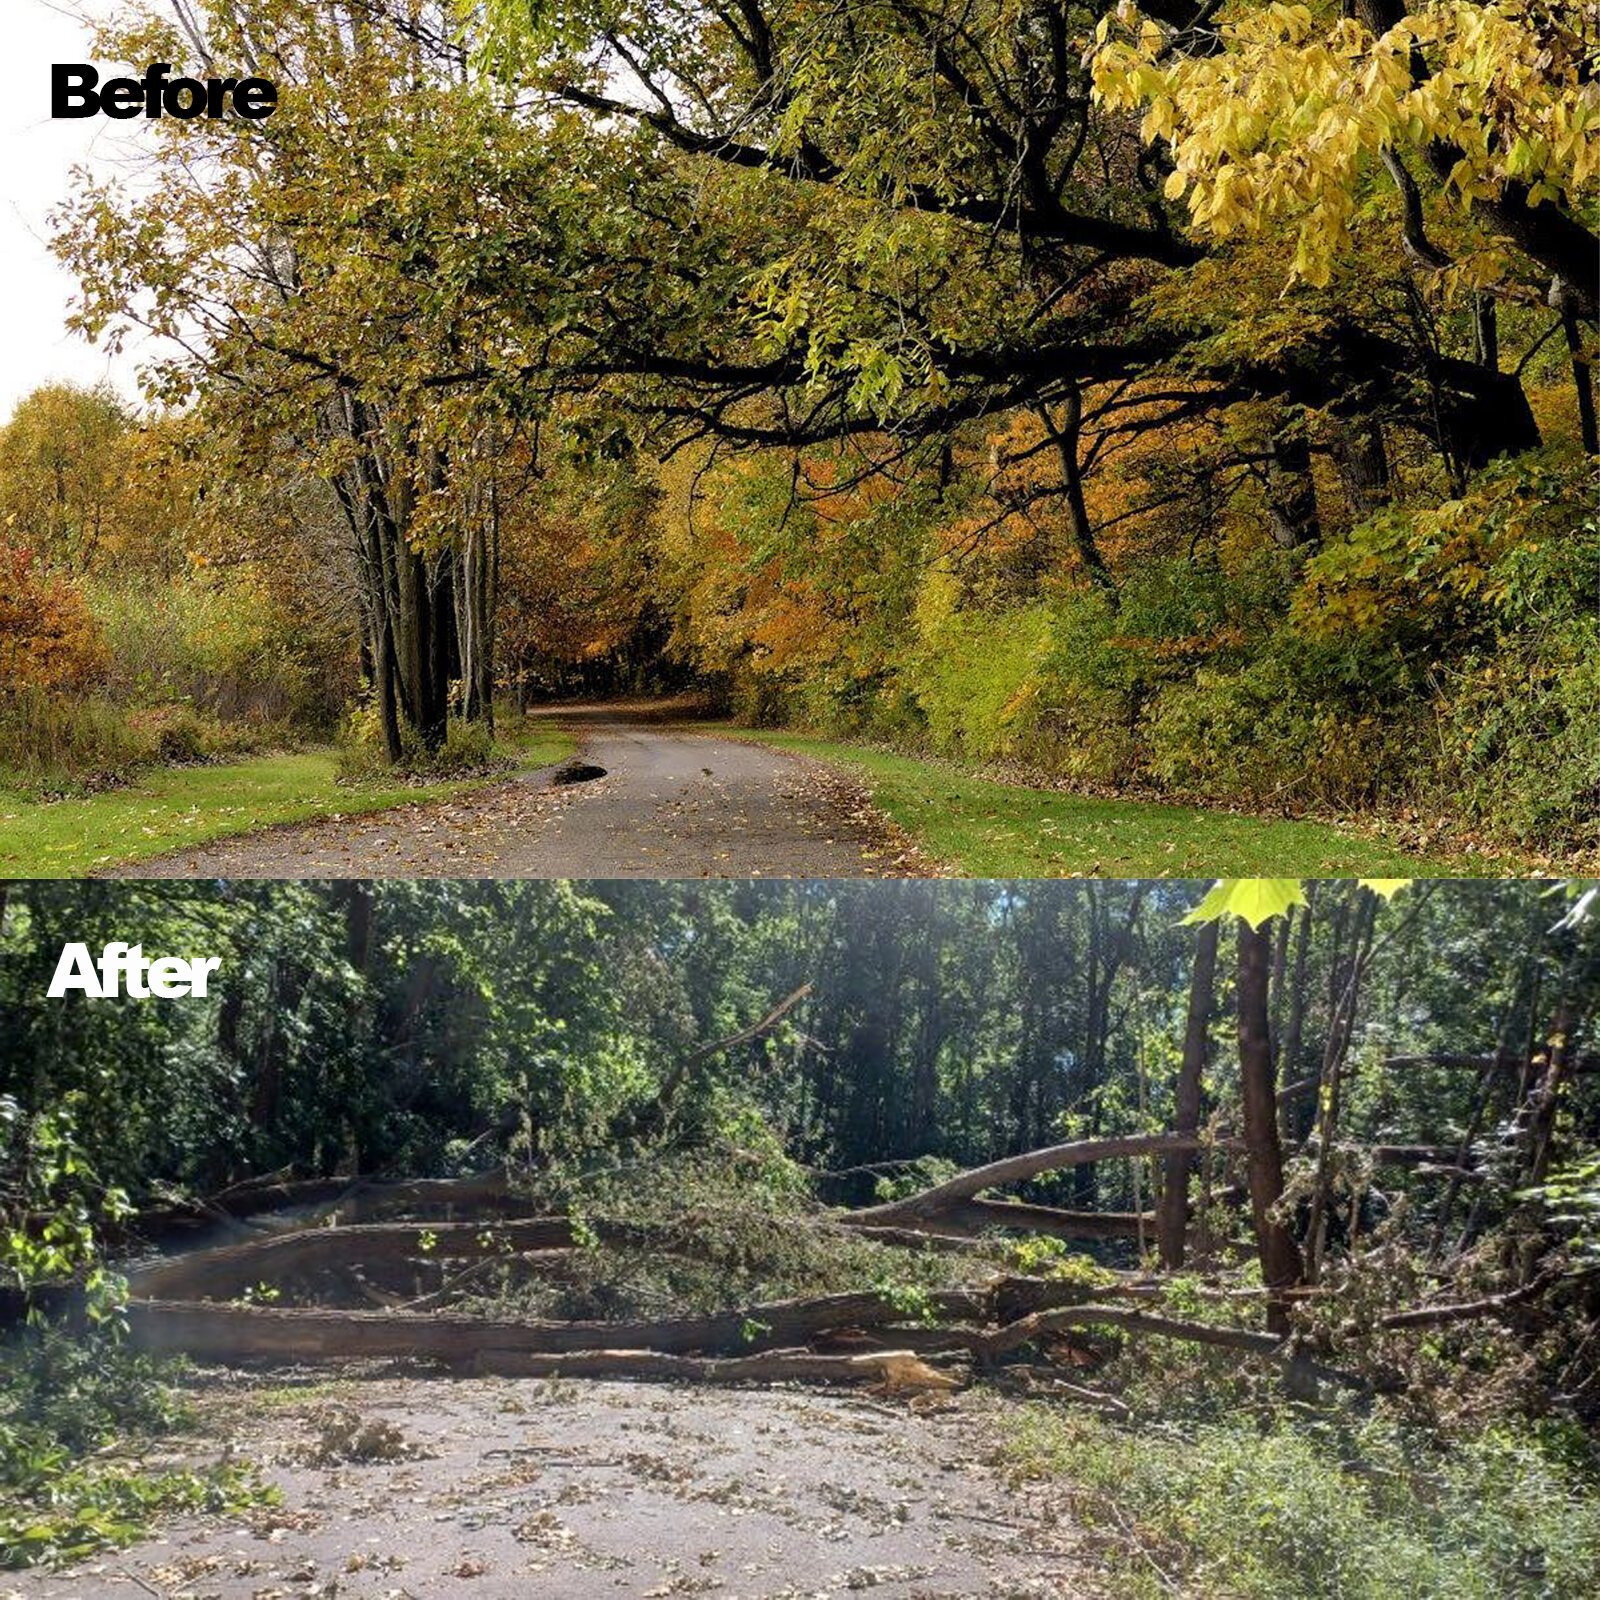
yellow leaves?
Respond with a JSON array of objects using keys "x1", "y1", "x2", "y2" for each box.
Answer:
[{"x1": 1091, "y1": 2, "x2": 1599, "y2": 294}]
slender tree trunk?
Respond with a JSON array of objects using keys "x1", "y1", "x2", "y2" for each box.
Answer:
[
  {"x1": 1157, "y1": 919, "x2": 1219, "y2": 1268},
  {"x1": 1279, "y1": 886, "x2": 1316, "y2": 1141},
  {"x1": 1038, "y1": 394, "x2": 1116, "y2": 596},
  {"x1": 1303, "y1": 893, "x2": 1377, "y2": 1282},
  {"x1": 1473, "y1": 294, "x2": 1499, "y2": 373},
  {"x1": 1237, "y1": 921, "x2": 1304, "y2": 1333},
  {"x1": 1561, "y1": 308, "x2": 1598, "y2": 455}
]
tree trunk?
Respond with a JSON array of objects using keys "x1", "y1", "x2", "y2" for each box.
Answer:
[
  {"x1": 1236, "y1": 921, "x2": 1304, "y2": 1332},
  {"x1": 1039, "y1": 394, "x2": 1116, "y2": 595},
  {"x1": 1157, "y1": 920, "x2": 1218, "y2": 1268},
  {"x1": 1333, "y1": 417, "x2": 1391, "y2": 518},
  {"x1": 1266, "y1": 426, "x2": 1321, "y2": 548}
]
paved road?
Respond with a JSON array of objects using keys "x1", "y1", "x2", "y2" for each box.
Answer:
[
  {"x1": 4, "y1": 1374, "x2": 1095, "y2": 1599},
  {"x1": 117, "y1": 706, "x2": 924, "y2": 879}
]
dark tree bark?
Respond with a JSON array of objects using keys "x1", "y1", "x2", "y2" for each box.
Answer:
[
  {"x1": 1237, "y1": 921, "x2": 1304, "y2": 1332},
  {"x1": 1266, "y1": 426, "x2": 1322, "y2": 548},
  {"x1": 1157, "y1": 919, "x2": 1218, "y2": 1268}
]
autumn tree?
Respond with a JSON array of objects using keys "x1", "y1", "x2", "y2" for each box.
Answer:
[
  {"x1": 0, "y1": 384, "x2": 133, "y2": 575},
  {"x1": 55, "y1": 1, "x2": 617, "y2": 755}
]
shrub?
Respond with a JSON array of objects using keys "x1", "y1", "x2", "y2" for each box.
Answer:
[
  {"x1": 0, "y1": 545, "x2": 107, "y2": 697},
  {"x1": 0, "y1": 688, "x2": 153, "y2": 795},
  {"x1": 0, "y1": 1330, "x2": 268, "y2": 1569},
  {"x1": 1145, "y1": 636, "x2": 1427, "y2": 813},
  {"x1": 335, "y1": 703, "x2": 508, "y2": 781},
  {"x1": 0, "y1": 1097, "x2": 272, "y2": 1569},
  {"x1": 88, "y1": 576, "x2": 347, "y2": 730},
  {"x1": 907, "y1": 603, "x2": 1054, "y2": 763}
]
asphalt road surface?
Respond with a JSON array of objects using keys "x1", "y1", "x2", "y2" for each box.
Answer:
[
  {"x1": 116, "y1": 705, "x2": 926, "y2": 879},
  {"x1": 3, "y1": 1374, "x2": 1099, "y2": 1599}
]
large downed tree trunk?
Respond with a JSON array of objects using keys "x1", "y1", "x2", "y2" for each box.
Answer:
[
  {"x1": 128, "y1": 1286, "x2": 990, "y2": 1365},
  {"x1": 127, "y1": 1213, "x2": 997, "y2": 1303},
  {"x1": 842, "y1": 1132, "x2": 1237, "y2": 1232},
  {"x1": 127, "y1": 1217, "x2": 589, "y2": 1300},
  {"x1": 470, "y1": 1348, "x2": 961, "y2": 1388},
  {"x1": 126, "y1": 1272, "x2": 1119, "y2": 1368}
]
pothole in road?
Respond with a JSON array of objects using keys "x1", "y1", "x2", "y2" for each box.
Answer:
[{"x1": 551, "y1": 761, "x2": 608, "y2": 786}]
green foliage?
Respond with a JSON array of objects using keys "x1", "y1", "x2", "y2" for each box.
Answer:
[
  {"x1": 470, "y1": 1148, "x2": 968, "y2": 1324},
  {"x1": 1142, "y1": 633, "x2": 1426, "y2": 813},
  {"x1": 1522, "y1": 1155, "x2": 1600, "y2": 1263},
  {"x1": 0, "y1": 1096, "x2": 131, "y2": 1321},
  {"x1": 906, "y1": 604, "x2": 1054, "y2": 765},
  {"x1": 0, "y1": 1101, "x2": 271, "y2": 1569},
  {"x1": 873, "y1": 1157, "x2": 960, "y2": 1204},
  {"x1": 0, "y1": 1330, "x2": 269, "y2": 1570},
  {"x1": 1003, "y1": 1236, "x2": 1120, "y2": 1290},
  {"x1": 1003, "y1": 1403, "x2": 1600, "y2": 1600}
]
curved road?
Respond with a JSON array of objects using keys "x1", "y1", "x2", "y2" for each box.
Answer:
[{"x1": 118, "y1": 706, "x2": 924, "y2": 879}]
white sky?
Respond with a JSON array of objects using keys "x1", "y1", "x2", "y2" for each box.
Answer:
[{"x1": 2, "y1": 1, "x2": 147, "y2": 422}]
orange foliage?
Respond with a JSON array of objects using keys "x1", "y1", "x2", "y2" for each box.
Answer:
[{"x1": 0, "y1": 542, "x2": 108, "y2": 695}]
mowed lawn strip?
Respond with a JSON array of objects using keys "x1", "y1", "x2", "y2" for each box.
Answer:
[
  {"x1": 0, "y1": 731, "x2": 575, "y2": 878},
  {"x1": 714, "y1": 728, "x2": 1486, "y2": 877}
]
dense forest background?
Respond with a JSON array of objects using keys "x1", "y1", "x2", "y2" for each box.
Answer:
[
  {"x1": 1, "y1": 0, "x2": 1595, "y2": 857},
  {"x1": 3, "y1": 877, "x2": 1597, "y2": 1235}
]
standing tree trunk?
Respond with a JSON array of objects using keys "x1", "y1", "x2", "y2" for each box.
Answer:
[
  {"x1": 1038, "y1": 393, "x2": 1116, "y2": 595},
  {"x1": 1265, "y1": 425, "x2": 1321, "y2": 549},
  {"x1": 1157, "y1": 919, "x2": 1219, "y2": 1268},
  {"x1": 1237, "y1": 921, "x2": 1304, "y2": 1333},
  {"x1": 1279, "y1": 887, "x2": 1316, "y2": 1140},
  {"x1": 1332, "y1": 417, "x2": 1391, "y2": 518}
]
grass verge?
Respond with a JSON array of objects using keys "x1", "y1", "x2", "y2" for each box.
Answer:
[
  {"x1": 0, "y1": 729, "x2": 574, "y2": 878},
  {"x1": 714, "y1": 727, "x2": 1484, "y2": 876},
  {"x1": 998, "y1": 1403, "x2": 1600, "y2": 1599}
]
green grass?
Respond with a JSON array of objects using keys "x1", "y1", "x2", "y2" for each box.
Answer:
[
  {"x1": 716, "y1": 728, "x2": 1486, "y2": 876},
  {"x1": 999, "y1": 1404, "x2": 1600, "y2": 1600},
  {"x1": 0, "y1": 730, "x2": 574, "y2": 878}
]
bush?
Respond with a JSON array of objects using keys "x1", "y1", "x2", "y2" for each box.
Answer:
[
  {"x1": 1145, "y1": 636, "x2": 1428, "y2": 813},
  {"x1": 88, "y1": 576, "x2": 346, "y2": 730},
  {"x1": 0, "y1": 1330, "x2": 267, "y2": 1569},
  {"x1": 0, "y1": 688, "x2": 153, "y2": 795},
  {"x1": 907, "y1": 603, "x2": 1054, "y2": 762},
  {"x1": 0, "y1": 545, "x2": 107, "y2": 698},
  {"x1": 335, "y1": 703, "x2": 509, "y2": 782},
  {"x1": 0, "y1": 1097, "x2": 272, "y2": 1568}
]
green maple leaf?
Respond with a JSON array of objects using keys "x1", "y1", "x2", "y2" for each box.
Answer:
[
  {"x1": 1358, "y1": 879, "x2": 1412, "y2": 901},
  {"x1": 1182, "y1": 879, "x2": 1308, "y2": 930}
]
